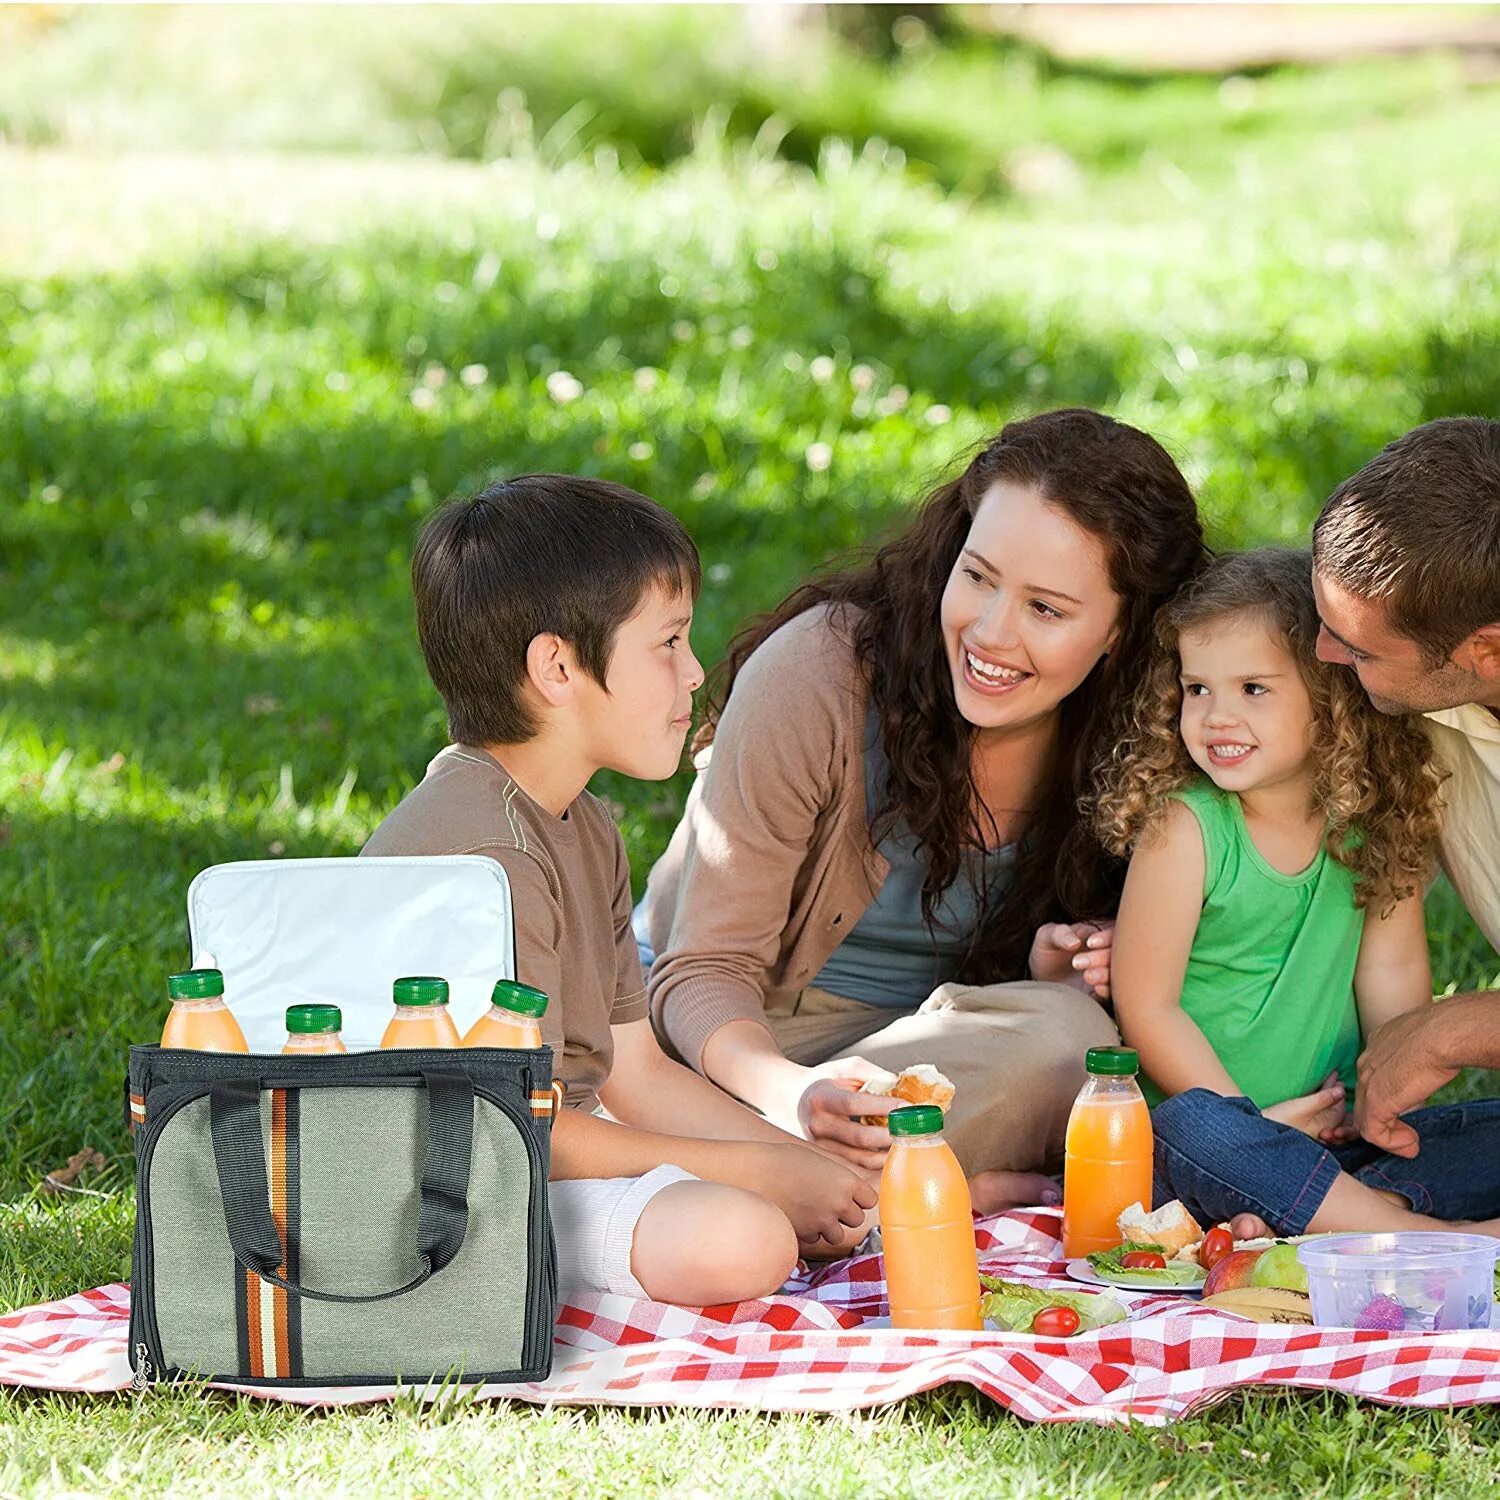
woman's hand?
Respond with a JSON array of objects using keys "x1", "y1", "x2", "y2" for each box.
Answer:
[
  {"x1": 794, "y1": 1056, "x2": 899, "y2": 1174},
  {"x1": 1029, "y1": 920, "x2": 1114, "y2": 998}
]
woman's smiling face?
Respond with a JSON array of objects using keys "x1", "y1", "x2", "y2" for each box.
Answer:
[{"x1": 939, "y1": 480, "x2": 1123, "y2": 734}]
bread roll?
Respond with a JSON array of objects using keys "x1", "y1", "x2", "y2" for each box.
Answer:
[
  {"x1": 858, "y1": 1064, "x2": 956, "y2": 1126},
  {"x1": 1116, "y1": 1199, "x2": 1203, "y2": 1258}
]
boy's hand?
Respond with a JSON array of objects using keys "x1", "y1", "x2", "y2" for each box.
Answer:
[
  {"x1": 1263, "y1": 1073, "x2": 1348, "y2": 1141},
  {"x1": 730, "y1": 1142, "x2": 878, "y2": 1250},
  {"x1": 1029, "y1": 920, "x2": 1114, "y2": 999},
  {"x1": 796, "y1": 1057, "x2": 898, "y2": 1173}
]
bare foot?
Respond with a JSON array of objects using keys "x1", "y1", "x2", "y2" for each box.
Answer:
[
  {"x1": 970, "y1": 1169, "x2": 1062, "y2": 1215},
  {"x1": 1230, "y1": 1212, "x2": 1273, "y2": 1240}
]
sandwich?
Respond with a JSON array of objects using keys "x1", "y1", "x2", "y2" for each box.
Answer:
[
  {"x1": 1115, "y1": 1199, "x2": 1203, "y2": 1259},
  {"x1": 858, "y1": 1064, "x2": 956, "y2": 1126}
]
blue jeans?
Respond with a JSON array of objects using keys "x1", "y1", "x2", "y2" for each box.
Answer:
[{"x1": 1151, "y1": 1090, "x2": 1500, "y2": 1235}]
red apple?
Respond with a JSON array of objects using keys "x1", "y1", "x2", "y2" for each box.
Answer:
[{"x1": 1201, "y1": 1248, "x2": 1264, "y2": 1297}]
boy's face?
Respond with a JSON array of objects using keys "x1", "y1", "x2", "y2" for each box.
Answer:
[{"x1": 578, "y1": 582, "x2": 703, "y2": 781}]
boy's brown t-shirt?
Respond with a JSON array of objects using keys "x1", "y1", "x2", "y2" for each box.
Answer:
[{"x1": 360, "y1": 744, "x2": 648, "y2": 1111}]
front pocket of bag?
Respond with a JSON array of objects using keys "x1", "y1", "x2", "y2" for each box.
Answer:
[{"x1": 145, "y1": 1082, "x2": 545, "y2": 1383}]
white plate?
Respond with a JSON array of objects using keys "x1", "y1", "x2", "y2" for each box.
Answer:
[{"x1": 1065, "y1": 1258, "x2": 1205, "y2": 1294}]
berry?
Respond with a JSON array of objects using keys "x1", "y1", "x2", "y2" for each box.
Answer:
[{"x1": 1354, "y1": 1294, "x2": 1405, "y2": 1332}]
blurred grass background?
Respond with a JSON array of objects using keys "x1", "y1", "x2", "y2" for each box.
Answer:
[
  {"x1": 3, "y1": 10, "x2": 1500, "y2": 1486},
  {"x1": 5, "y1": 0, "x2": 1500, "y2": 1209},
  {"x1": 2, "y1": 5, "x2": 1500, "y2": 1494}
]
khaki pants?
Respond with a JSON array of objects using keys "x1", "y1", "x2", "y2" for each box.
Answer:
[{"x1": 765, "y1": 982, "x2": 1120, "y2": 1177}]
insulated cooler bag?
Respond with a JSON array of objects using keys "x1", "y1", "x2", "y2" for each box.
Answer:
[
  {"x1": 128, "y1": 1045, "x2": 557, "y2": 1386},
  {"x1": 127, "y1": 855, "x2": 557, "y2": 1387}
]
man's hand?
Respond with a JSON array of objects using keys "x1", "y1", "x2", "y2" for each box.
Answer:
[
  {"x1": 1264, "y1": 1073, "x2": 1349, "y2": 1141},
  {"x1": 727, "y1": 1141, "x2": 879, "y2": 1250},
  {"x1": 1030, "y1": 920, "x2": 1114, "y2": 999},
  {"x1": 795, "y1": 1056, "x2": 898, "y2": 1173},
  {"x1": 1355, "y1": 1004, "x2": 1464, "y2": 1157}
]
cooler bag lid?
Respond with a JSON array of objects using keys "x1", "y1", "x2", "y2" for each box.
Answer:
[{"x1": 186, "y1": 856, "x2": 516, "y2": 1051}]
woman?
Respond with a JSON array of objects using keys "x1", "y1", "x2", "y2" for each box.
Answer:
[{"x1": 639, "y1": 408, "x2": 1206, "y2": 1210}]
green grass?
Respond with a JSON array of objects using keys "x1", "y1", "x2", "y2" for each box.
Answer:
[{"x1": 3, "y1": 10, "x2": 1500, "y2": 1494}]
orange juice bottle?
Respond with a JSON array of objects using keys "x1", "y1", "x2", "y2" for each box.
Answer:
[
  {"x1": 379, "y1": 976, "x2": 460, "y2": 1049},
  {"x1": 1062, "y1": 1047, "x2": 1153, "y2": 1258},
  {"x1": 462, "y1": 980, "x2": 547, "y2": 1048},
  {"x1": 879, "y1": 1104, "x2": 982, "y2": 1331},
  {"x1": 161, "y1": 969, "x2": 248, "y2": 1052},
  {"x1": 282, "y1": 1004, "x2": 348, "y2": 1055}
]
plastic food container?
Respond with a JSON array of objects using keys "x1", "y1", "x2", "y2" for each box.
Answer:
[{"x1": 1297, "y1": 1233, "x2": 1499, "y2": 1333}]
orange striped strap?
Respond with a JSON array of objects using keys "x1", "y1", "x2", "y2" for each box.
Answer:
[{"x1": 128, "y1": 1093, "x2": 146, "y2": 1133}]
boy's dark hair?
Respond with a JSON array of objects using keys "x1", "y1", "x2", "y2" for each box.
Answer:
[
  {"x1": 1312, "y1": 417, "x2": 1500, "y2": 664},
  {"x1": 413, "y1": 474, "x2": 700, "y2": 745}
]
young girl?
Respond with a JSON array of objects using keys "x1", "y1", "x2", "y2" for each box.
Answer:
[{"x1": 1097, "y1": 548, "x2": 1500, "y2": 1238}]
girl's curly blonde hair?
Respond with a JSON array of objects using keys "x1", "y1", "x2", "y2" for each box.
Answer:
[{"x1": 1090, "y1": 547, "x2": 1445, "y2": 913}]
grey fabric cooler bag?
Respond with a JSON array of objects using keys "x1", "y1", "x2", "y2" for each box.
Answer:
[{"x1": 127, "y1": 1043, "x2": 557, "y2": 1387}]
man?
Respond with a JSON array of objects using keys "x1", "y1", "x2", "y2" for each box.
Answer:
[{"x1": 1311, "y1": 416, "x2": 1500, "y2": 1157}]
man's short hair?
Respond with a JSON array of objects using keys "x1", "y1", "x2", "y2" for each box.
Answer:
[
  {"x1": 1312, "y1": 417, "x2": 1500, "y2": 663},
  {"x1": 412, "y1": 474, "x2": 700, "y2": 744}
]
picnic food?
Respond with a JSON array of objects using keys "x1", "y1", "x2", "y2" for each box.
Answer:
[
  {"x1": 463, "y1": 979, "x2": 548, "y2": 1048},
  {"x1": 1116, "y1": 1200, "x2": 1203, "y2": 1260},
  {"x1": 857, "y1": 1064, "x2": 955, "y2": 1125},
  {"x1": 1354, "y1": 1294, "x2": 1407, "y2": 1332},
  {"x1": 1250, "y1": 1241, "x2": 1309, "y2": 1294},
  {"x1": 281, "y1": 1004, "x2": 347, "y2": 1054},
  {"x1": 980, "y1": 1275, "x2": 1128, "y2": 1334},
  {"x1": 1202, "y1": 1286, "x2": 1314, "y2": 1324},
  {"x1": 1085, "y1": 1242, "x2": 1206, "y2": 1287},
  {"x1": 1062, "y1": 1047, "x2": 1153, "y2": 1257},
  {"x1": 1199, "y1": 1225, "x2": 1235, "y2": 1270},
  {"x1": 379, "y1": 975, "x2": 460, "y2": 1049},
  {"x1": 1299, "y1": 1230, "x2": 1500, "y2": 1332},
  {"x1": 160, "y1": 969, "x2": 248, "y2": 1053},
  {"x1": 1031, "y1": 1305, "x2": 1080, "y2": 1337},
  {"x1": 880, "y1": 1105, "x2": 982, "y2": 1330},
  {"x1": 1201, "y1": 1248, "x2": 1265, "y2": 1297}
]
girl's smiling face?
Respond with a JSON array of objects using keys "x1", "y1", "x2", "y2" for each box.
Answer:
[
  {"x1": 939, "y1": 480, "x2": 1122, "y2": 734},
  {"x1": 1178, "y1": 612, "x2": 1317, "y2": 793}
]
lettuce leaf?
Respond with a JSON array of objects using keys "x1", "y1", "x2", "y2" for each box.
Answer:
[
  {"x1": 1085, "y1": 1241, "x2": 1205, "y2": 1286},
  {"x1": 978, "y1": 1275, "x2": 1129, "y2": 1334}
]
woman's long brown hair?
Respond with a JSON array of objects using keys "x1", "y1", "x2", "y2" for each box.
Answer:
[{"x1": 696, "y1": 408, "x2": 1207, "y2": 982}]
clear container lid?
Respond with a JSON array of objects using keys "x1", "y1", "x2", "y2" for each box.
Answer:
[{"x1": 1297, "y1": 1231, "x2": 1500, "y2": 1274}]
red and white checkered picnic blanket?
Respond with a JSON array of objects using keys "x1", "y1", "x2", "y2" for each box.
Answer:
[{"x1": 5, "y1": 1209, "x2": 1498, "y2": 1425}]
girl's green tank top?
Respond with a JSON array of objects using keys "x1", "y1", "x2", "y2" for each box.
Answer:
[{"x1": 1140, "y1": 778, "x2": 1364, "y2": 1110}]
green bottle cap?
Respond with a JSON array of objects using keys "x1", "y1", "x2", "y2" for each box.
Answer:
[
  {"x1": 286, "y1": 1003, "x2": 342, "y2": 1035},
  {"x1": 887, "y1": 1104, "x2": 945, "y2": 1137},
  {"x1": 491, "y1": 980, "x2": 548, "y2": 1018},
  {"x1": 1086, "y1": 1046, "x2": 1139, "y2": 1076},
  {"x1": 393, "y1": 975, "x2": 449, "y2": 1007},
  {"x1": 168, "y1": 969, "x2": 224, "y2": 1000}
]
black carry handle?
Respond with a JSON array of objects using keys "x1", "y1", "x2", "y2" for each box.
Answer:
[{"x1": 210, "y1": 1069, "x2": 474, "y2": 1305}]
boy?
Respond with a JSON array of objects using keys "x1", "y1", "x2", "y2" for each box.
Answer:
[{"x1": 363, "y1": 474, "x2": 876, "y2": 1304}]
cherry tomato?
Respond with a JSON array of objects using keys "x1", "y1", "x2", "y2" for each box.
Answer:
[
  {"x1": 1030, "y1": 1305, "x2": 1081, "y2": 1337},
  {"x1": 1200, "y1": 1225, "x2": 1235, "y2": 1271},
  {"x1": 1121, "y1": 1250, "x2": 1168, "y2": 1270}
]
